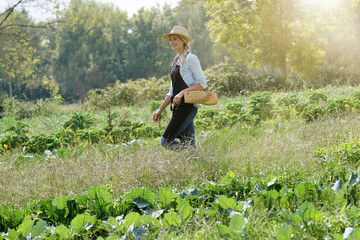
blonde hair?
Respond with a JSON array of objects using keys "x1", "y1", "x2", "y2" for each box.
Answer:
[{"x1": 178, "y1": 35, "x2": 191, "y2": 66}]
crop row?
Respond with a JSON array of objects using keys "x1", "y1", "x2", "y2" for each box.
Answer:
[
  {"x1": 1, "y1": 88, "x2": 360, "y2": 155},
  {"x1": 1, "y1": 167, "x2": 359, "y2": 239}
]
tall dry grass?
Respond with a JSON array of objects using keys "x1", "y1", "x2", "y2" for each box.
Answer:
[{"x1": 1, "y1": 112, "x2": 359, "y2": 207}]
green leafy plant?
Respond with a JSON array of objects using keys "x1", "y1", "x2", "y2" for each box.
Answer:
[
  {"x1": 63, "y1": 112, "x2": 95, "y2": 132},
  {"x1": 149, "y1": 100, "x2": 167, "y2": 127},
  {"x1": 248, "y1": 92, "x2": 274, "y2": 120}
]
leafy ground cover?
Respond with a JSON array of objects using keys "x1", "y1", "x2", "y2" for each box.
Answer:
[{"x1": 1, "y1": 86, "x2": 360, "y2": 239}]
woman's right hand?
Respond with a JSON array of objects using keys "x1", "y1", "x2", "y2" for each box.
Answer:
[{"x1": 153, "y1": 110, "x2": 161, "y2": 122}]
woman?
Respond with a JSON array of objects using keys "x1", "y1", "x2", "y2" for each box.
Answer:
[{"x1": 153, "y1": 26, "x2": 207, "y2": 149}]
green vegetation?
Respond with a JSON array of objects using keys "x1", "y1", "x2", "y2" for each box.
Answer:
[
  {"x1": 1, "y1": 86, "x2": 360, "y2": 239},
  {"x1": 1, "y1": 0, "x2": 360, "y2": 238},
  {"x1": 1, "y1": 0, "x2": 360, "y2": 102}
]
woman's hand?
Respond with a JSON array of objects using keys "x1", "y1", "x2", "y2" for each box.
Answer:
[
  {"x1": 173, "y1": 91, "x2": 184, "y2": 105},
  {"x1": 153, "y1": 109, "x2": 162, "y2": 122}
]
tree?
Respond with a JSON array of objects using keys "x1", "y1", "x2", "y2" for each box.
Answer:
[
  {"x1": 0, "y1": 11, "x2": 39, "y2": 97},
  {"x1": 53, "y1": 0, "x2": 129, "y2": 101},
  {"x1": 0, "y1": 0, "x2": 62, "y2": 99},
  {"x1": 177, "y1": 0, "x2": 219, "y2": 69},
  {"x1": 205, "y1": 0, "x2": 325, "y2": 79},
  {"x1": 126, "y1": 4, "x2": 177, "y2": 79}
]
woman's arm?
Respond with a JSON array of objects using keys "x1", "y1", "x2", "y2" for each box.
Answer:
[
  {"x1": 173, "y1": 83, "x2": 203, "y2": 105},
  {"x1": 153, "y1": 95, "x2": 171, "y2": 122}
]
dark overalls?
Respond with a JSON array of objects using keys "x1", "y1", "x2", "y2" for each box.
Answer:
[{"x1": 161, "y1": 57, "x2": 198, "y2": 149}]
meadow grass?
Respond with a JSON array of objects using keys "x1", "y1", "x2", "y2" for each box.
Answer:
[{"x1": 1, "y1": 110, "x2": 359, "y2": 208}]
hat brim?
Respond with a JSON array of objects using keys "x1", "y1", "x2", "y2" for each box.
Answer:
[{"x1": 162, "y1": 33, "x2": 193, "y2": 43}]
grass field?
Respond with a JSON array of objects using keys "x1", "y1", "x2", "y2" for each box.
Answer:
[{"x1": 1, "y1": 86, "x2": 360, "y2": 239}]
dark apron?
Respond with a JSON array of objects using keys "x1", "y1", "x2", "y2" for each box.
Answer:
[{"x1": 162, "y1": 62, "x2": 194, "y2": 140}]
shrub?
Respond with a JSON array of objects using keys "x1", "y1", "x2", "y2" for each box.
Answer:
[
  {"x1": 204, "y1": 62, "x2": 253, "y2": 97},
  {"x1": 110, "y1": 127, "x2": 132, "y2": 143},
  {"x1": 132, "y1": 125, "x2": 163, "y2": 139},
  {"x1": 1, "y1": 96, "x2": 62, "y2": 120},
  {"x1": 300, "y1": 104, "x2": 325, "y2": 122},
  {"x1": 52, "y1": 129, "x2": 76, "y2": 147},
  {"x1": 224, "y1": 102, "x2": 244, "y2": 114},
  {"x1": 0, "y1": 122, "x2": 29, "y2": 151},
  {"x1": 308, "y1": 90, "x2": 328, "y2": 104},
  {"x1": 326, "y1": 97, "x2": 352, "y2": 115},
  {"x1": 63, "y1": 112, "x2": 95, "y2": 132},
  {"x1": 25, "y1": 134, "x2": 61, "y2": 154},
  {"x1": 248, "y1": 92, "x2": 274, "y2": 120},
  {"x1": 76, "y1": 128, "x2": 107, "y2": 144}
]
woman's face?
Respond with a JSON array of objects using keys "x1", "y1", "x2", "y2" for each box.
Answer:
[{"x1": 169, "y1": 34, "x2": 185, "y2": 52}]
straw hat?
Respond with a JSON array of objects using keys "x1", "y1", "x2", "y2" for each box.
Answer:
[{"x1": 162, "y1": 26, "x2": 193, "y2": 43}]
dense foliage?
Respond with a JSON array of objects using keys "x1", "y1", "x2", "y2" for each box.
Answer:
[
  {"x1": 1, "y1": 0, "x2": 360, "y2": 102},
  {"x1": 0, "y1": 167, "x2": 360, "y2": 239},
  {"x1": 2, "y1": 87, "x2": 360, "y2": 154}
]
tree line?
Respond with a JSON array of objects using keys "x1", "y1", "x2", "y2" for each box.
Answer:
[{"x1": 0, "y1": 0, "x2": 359, "y2": 102}]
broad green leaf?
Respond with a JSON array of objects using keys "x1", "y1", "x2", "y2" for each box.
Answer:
[
  {"x1": 332, "y1": 180, "x2": 343, "y2": 194},
  {"x1": 179, "y1": 188, "x2": 200, "y2": 199},
  {"x1": 297, "y1": 201, "x2": 309, "y2": 222},
  {"x1": 294, "y1": 182, "x2": 319, "y2": 200},
  {"x1": 277, "y1": 223, "x2": 293, "y2": 240},
  {"x1": 7, "y1": 229, "x2": 20, "y2": 240},
  {"x1": 30, "y1": 220, "x2": 48, "y2": 237},
  {"x1": 216, "y1": 223, "x2": 231, "y2": 238},
  {"x1": 124, "y1": 212, "x2": 141, "y2": 229},
  {"x1": 229, "y1": 214, "x2": 247, "y2": 232},
  {"x1": 349, "y1": 228, "x2": 360, "y2": 240},
  {"x1": 219, "y1": 175, "x2": 234, "y2": 185},
  {"x1": 53, "y1": 196, "x2": 70, "y2": 209},
  {"x1": 87, "y1": 186, "x2": 113, "y2": 205},
  {"x1": 333, "y1": 233, "x2": 344, "y2": 240},
  {"x1": 108, "y1": 217, "x2": 119, "y2": 227},
  {"x1": 70, "y1": 214, "x2": 97, "y2": 234},
  {"x1": 267, "y1": 190, "x2": 279, "y2": 201},
  {"x1": 162, "y1": 211, "x2": 181, "y2": 227},
  {"x1": 75, "y1": 194, "x2": 89, "y2": 206},
  {"x1": 348, "y1": 173, "x2": 360, "y2": 187},
  {"x1": 218, "y1": 196, "x2": 237, "y2": 210},
  {"x1": 133, "y1": 198, "x2": 150, "y2": 209},
  {"x1": 150, "y1": 209, "x2": 164, "y2": 218},
  {"x1": 140, "y1": 215, "x2": 161, "y2": 227},
  {"x1": 132, "y1": 225, "x2": 148, "y2": 239},
  {"x1": 122, "y1": 188, "x2": 157, "y2": 206},
  {"x1": 54, "y1": 225, "x2": 71, "y2": 239},
  {"x1": 17, "y1": 218, "x2": 34, "y2": 237},
  {"x1": 176, "y1": 198, "x2": 192, "y2": 222},
  {"x1": 158, "y1": 188, "x2": 177, "y2": 208}
]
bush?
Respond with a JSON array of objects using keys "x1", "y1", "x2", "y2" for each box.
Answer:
[
  {"x1": 25, "y1": 134, "x2": 61, "y2": 154},
  {"x1": 132, "y1": 125, "x2": 163, "y2": 139},
  {"x1": 204, "y1": 62, "x2": 253, "y2": 97},
  {"x1": 110, "y1": 127, "x2": 131, "y2": 143},
  {"x1": 1, "y1": 96, "x2": 62, "y2": 120},
  {"x1": 248, "y1": 92, "x2": 274, "y2": 120},
  {"x1": 76, "y1": 127, "x2": 107, "y2": 144},
  {"x1": 0, "y1": 122, "x2": 29, "y2": 151},
  {"x1": 63, "y1": 112, "x2": 95, "y2": 132},
  {"x1": 326, "y1": 97, "x2": 352, "y2": 115},
  {"x1": 300, "y1": 104, "x2": 325, "y2": 123}
]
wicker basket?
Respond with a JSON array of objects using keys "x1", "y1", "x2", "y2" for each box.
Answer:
[{"x1": 184, "y1": 90, "x2": 218, "y2": 105}]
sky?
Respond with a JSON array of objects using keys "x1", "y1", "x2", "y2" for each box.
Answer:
[{"x1": 0, "y1": 0, "x2": 180, "y2": 21}]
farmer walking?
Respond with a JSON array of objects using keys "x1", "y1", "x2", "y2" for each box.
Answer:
[{"x1": 152, "y1": 25, "x2": 207, "y2": 149}]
